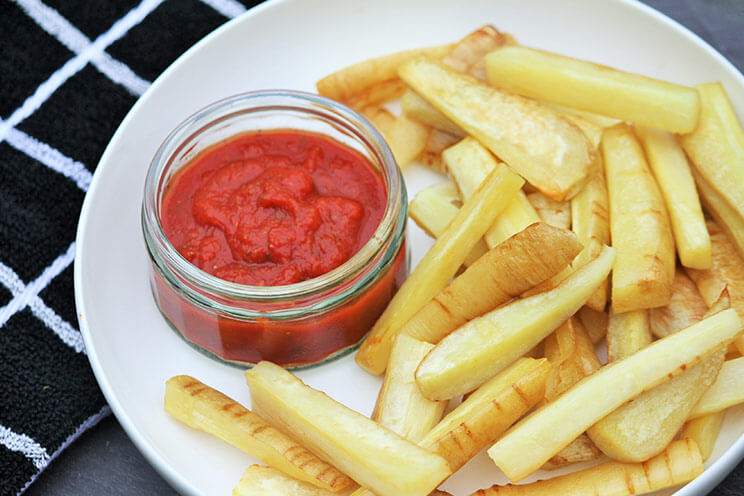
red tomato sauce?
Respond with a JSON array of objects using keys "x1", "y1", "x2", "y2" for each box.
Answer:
[{"x1": 161, "y1": 130, "x2": 387, "y2": 286}]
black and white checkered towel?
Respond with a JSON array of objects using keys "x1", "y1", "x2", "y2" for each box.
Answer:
[{"x1": 0, "y1": 1, "x2": 260, "y2": 494}]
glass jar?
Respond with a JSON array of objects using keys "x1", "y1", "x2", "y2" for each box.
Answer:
[{"x1": 142, "y1": 90, "x2": 408, "y2": 369}]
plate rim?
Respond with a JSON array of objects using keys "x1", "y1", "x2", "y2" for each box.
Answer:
[{"x1": 74, "y1": 1, "x2": 744, "y2": 495}]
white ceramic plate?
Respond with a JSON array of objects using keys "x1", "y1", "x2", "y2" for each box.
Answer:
[{"x1": 75, "y1": 0, "x2": 744, "y2": 494}]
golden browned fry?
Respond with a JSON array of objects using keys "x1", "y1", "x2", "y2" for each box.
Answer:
[
  {"x1": 399, "y1": 56, "x2": 596, "y2": 201},
  {"x1": 576, "y1": 305, "x2": 609, "y2": 344},
  {"x1": 649, "y1": 270, "x2": 708, "y2": 339},
  {"x1": 606, "y1": 309, "x2": 652, "y2": 363},
  {"x1": 527, "y1": 192, "x2": 571, "y2": 229},
  {"x1": 487, "y1": 308, "x2": 742, "y2": 481},
  {"x1": 570, "y1": 167, "x2": 610, "y2": 311},
  {"x1": 680, "y1": 412, "x2": 726, "y2": 462},
  {"x1": 245, "y1": 362, "x2": 451, "y2": 496},
  {"x1": 681, "y1": 83, "x2": 744, "y2": 257},
  {"x1": 164, "y1": 376, "x2": 353, "y2": 492},
  {"x1": 636, "y1": 126, "x2": 711, "y2": 269},
  {"x1": 478, "y1": 439, "x2": 702, "y2": 495},
  {"x1": 360, "y1": 106, "x2": 396, "y2": 136},
  {"x1": 687, "y1": 219, "x2": 744, "y2": 354},
  {"x1": 233, "y1": 466, "x2": 356, "y2": 496},
  {"x1": 402, "y1": 223, "x2": 582, "y2": 344},
  {"x1": 603, "y1": 123, "x2": 675, "y2": 313},
  {"x1": 356, "y1": 165, "x2": 524, "y2": 375},
  {"x1": 415, "y1": 128, "x2": 463, "y2": 172},
  {"x1": 345, "y1": 79, "x2": 407, "y2": 110},
  {"x1": 485, "y1": 45, "x2": 700, "y2": 133},
  {"x1": 442, "y1": 25, "x2": 514, "y2": 80},
  {"x1": 316, "y1": 44, "x2": 453, "y2": 103},
  {"x1": 415, "y1": 246, "x2": 615, "y2": 401},
  {"x1": 372, "y1": 333, "x2": 447, "y2": 442}
]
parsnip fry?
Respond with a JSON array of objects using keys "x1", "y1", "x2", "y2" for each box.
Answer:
[
  {"x1": 422, "y1": 358, "x2": 551, "y2": 472},
  {"x1": 356, "y1": 165, "x2": 524, "y2": 375},
  {"x1": 542, "y1": 435, "x2": 602, "y2": 470},
  {"x1": 570, "y1": 167, "x2": 610, "y2": 311},
  {"x1": 527, "y1": 192, "x2": 570, "y2": 230},
  {"x1": 408, "y1": 182, "x2": 488, "y2": 267},
  {"x1": 636, "y1": 126, "x2": 711, "y2": 269},
  {"x1": 680, "y1": 412, "x2": 725, "y2": 462},
  {"x1": 606, "y1": 309, "x2": 651, "y2": 363},
  {"x1": 164, "y1": 376, "x2": 353, "y2": 492},
  {"x1": 316, "y1": 44, "x2": 453, "y2": 103},
  {"x1": 346, "y1": 79, "x2": 407, "y2": 110},
  {"x1": 576, "y1": 306, "x2": 609, "y2": 344},
  {"x1": 478, "y1": 439, "x2": 702, "y2": 496},
  {"x1": 416, "y1": 128, "x2": 463, "y2": 172},
  {"x1": 234, "y1": 466, "x2": 355, "y2": 496},
  {"x1": 487, "y1": 308, "x2": 743, "y2": 482},
  {"x1": 484, "y1": 45, "x2": 700, "y2": 133},
  {"x1": 402, "y1": 89, "x2": 464, "y2": 136},
  {"x1": 691, "y1": 167, "x2": 744, "y2": 257},
  {"x1": 372, "y1": 333, "x2": 447, "y2": 442},
  {"x1": 687, "y1": 219, "x2": 744, "y2": 353},
  {"x1": 442, "y1": 25, "x2": 514, "y2": 80},
  {"x1": 681, "y1": 83, "x2": 744, "y2": 256},
  {"x1": 689, "y1": 356, "x2": 744, "y2": 419},
  {"x1": 416, "y1": 246, "x2": 615, "y2": 400},
  {"x1": 384, "y1": 113, "x2": 430, "y2": 166},
  {"x1": 245, "y1": 362, "x2": 451, "y2": 496},
  {"x1": 402, "y1": 222, "x2": 582, "y2": 344},
  {"x1": 649, "y1": 270, "x2": 708, "y2": 339},
  {"x1": 399, "y1": 56, "x2": 596, "y2": 200},
  {"x1": 603, "y1": 123, "x2": 675, "y2": 312}
]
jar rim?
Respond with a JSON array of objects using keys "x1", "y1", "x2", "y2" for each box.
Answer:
[{"x1": 142, "y1": 89, "x2": 405, "y2": 304}]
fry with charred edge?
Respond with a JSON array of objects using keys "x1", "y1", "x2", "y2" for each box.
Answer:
[
  {"x1": 576, "y1": 306, "x2": 609, "y2": 344},
  {"x1": 689, "y1": 356, "x2": 744, "y2": 419},
  {"x1": 245, "y1": 362, "x2": 451, "y2": 496},
  {"x1": 316, "y1": 44, "x2": 453, "y2": 103},
  {"x1": 570, "y1": 167, "x2": 610, "y2": 311},
  {"x1": 636, "y1": 126, "x2": 711, "y2": 269},
  {"x1": 484, "y1": 45, "x2": 700, "y2": 133},
  {"x1": 415, "y1": 128, "x2": 463, "y2": 173},
  {"x1": 415, "y1": 246, "x2": 615, "y2": 400},
  {"x1": 477, "y1": 439, "x2": 702, "y2": 495},
  {"x1": 372, "y1": 333, "x2": 447, "y2": 442},
  {"x1": 603, "y1": 123, "x2": 675, "y2": 312},
  {"x1": 399, "y1": 56, "x2": 596, "y2": 201},
  {"x1": 606, "y1": 309, "x2": 652, "y2": 363},
  {"x1": 527, "y1": 192, "x2": 570, "y2": 229},
  {"x1": 402, "y1": 223, "x2": 581, "y2": 344},
  {"x1": 408, "y1": 182, "x2": 487, "y2": 267},
  {"x1": 233, "y1": 466, "x2": 356, "y2": 496},
  {"x1": 687, "y1": 219, "x2": 744, "y2": 354},
  {"x1": 680, "y1": 412, "x2": 726, "y2": 462},
  {"x1": 681, "y1": 83, "x2": 744, "y2": 256},
  {"x1": 487, "y1": 308, "x2": 742, "y2": 482},
  {"x1": 356, "y1": 165, "x2": 524, "y2": 375},
  {"x1": 164, "y1": 376, "x2": 353, "y2": 492},
  {"x1": 649, "y1": 270, "x2": 708, "y2": 339}
]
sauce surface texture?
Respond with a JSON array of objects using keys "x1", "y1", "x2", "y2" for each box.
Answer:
[{"x1": 161, "y1": 130, "x2": 387, "y2": 286}]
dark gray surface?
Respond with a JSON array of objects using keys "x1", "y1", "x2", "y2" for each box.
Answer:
[{"x1": 27, "y1": 0, "x2": 744, "y2": 495}]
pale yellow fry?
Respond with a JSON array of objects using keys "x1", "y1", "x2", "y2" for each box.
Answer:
[
  {"x1": 681, "y1": 83, "x2": 744, "y2": 257},
  {"x1": 399, "y1": 56, "x2": 596, "y2": 201},
  {"x1": 606, "y1": 309, "x2": 651, "y2": 363},
  {"x1": 234, "y1": 466, "x2": 356, "y2": 496},
  {"x1": 164, "y1": 376, "x2": 353, "y2": 492},
  {"x1": 689, "y1": 356, "x2": 744, "y2": 419},
  {"x1": 245, "y1": 362, "x2": 451, "y2": 496},
  {"x1": 576, "y1": 305, "x2": 609, "y2": 344},
  {"x1": 636, "y1": 126, "x2": 711, "y2": 269},
  {"x1": 402, "y1": 223, "x2": 582, "y2": 344},
  {"x1": 408, "y1": 182, "x2": 488, "y2": 267},
  {"x1": 680, "y1": 411, "x2": 726, "y2": 462},
  {"x1": 541, "y1": 100, "x2": 619, "y2": 129},
  {"x1": 649, "y1": 270, "x2": 708, "y2": 339},
  {"x1": 692, "y1": 166, "x2": 744, "y2": 261},
  {"x1": 487, "y1": 308, "x2": 742, "y2": 482},
  {"x1": 485, "y1": 45, "x2": 700, "y2": 133},
  {"x1": 527, "y1": 192, "x2": 571, "y2": 230},
  {"x1": 372, "y1": 333, "x2": 447, "y2": 442},
  {"x1": 385, "y1": 113, "x2": 430, "y2": 166},
  {"x1": 570, "y1": 166, "x2": 610, "y2": 311},
  {"x1": 603, "y1": 124, "x2": 675, "y2": 312},
  {"x1": 477, "y1": 439, "x2": 702, "y2": 495},
  {"x1": 401, "y1": 89, "x2": 464, "y2": 136},
  {"x1": 316, "y1": 44, "x2": 453, "y2": 102},
  {"x1": 356, "y1": 165, "x2": 524, "y2": 375},
  {"x1": 415, "y1": 246, "x2": 615, "y2": 400}
]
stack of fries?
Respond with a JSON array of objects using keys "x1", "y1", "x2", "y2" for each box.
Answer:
[{"x1": 163, "y1": 26, "x2": 744, "y2": 496}]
